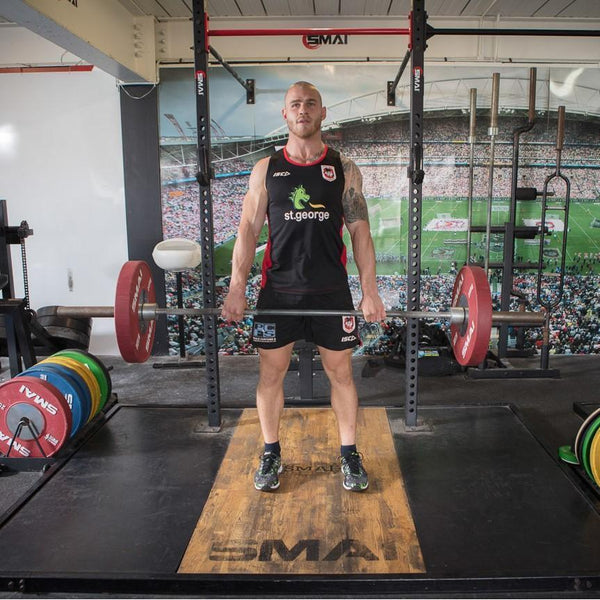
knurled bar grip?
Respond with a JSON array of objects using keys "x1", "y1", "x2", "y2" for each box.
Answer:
[{"x1": 56, "y1": 305, "x2": 545, "y2": 327}]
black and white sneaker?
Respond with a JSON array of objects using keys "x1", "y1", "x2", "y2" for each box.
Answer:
[
  {"x1": 254, "y1": 452, "x2": 283, "y2": 491},
  {"x1": 340, "y1": 451, "x2": 369, "y2": 491}
]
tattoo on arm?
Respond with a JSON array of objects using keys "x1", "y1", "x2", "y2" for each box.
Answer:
[{"x1": 341, "y1": 156, "x2": 369, "y2": 223}]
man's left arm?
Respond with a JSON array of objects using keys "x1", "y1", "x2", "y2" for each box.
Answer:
[{"x1": 341, "y1": 157, "x2": 387, "y2": 323}]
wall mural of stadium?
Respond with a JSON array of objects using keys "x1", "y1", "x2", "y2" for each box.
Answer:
[{"x1": 157, "y1": 64, "x2": 600, "y2": 358}]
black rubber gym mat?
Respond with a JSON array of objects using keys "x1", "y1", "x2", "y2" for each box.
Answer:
[
  {"x1": 0, "y1": 404, "x2": 599, "y2": 589},
  {"x1": 0, "y1": 405, "x2": 237, "y2": 574},
  {"x1": 390, "y1": 405, "x2": 600, "y2": 577}
]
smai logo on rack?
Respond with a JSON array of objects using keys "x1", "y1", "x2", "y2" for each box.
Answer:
[{"x1": 302, "y1": 34, "x2": 349, "y2": 49}]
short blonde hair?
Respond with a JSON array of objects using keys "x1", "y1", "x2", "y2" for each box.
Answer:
[{"x1": 285, "y1": 81, "x2": 323, "y2": 106}]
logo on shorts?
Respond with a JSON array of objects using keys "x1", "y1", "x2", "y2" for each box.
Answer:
[
  {"x1": 253, "y1": 322, "x2": 277, "y2": 343},
  {"x1": 342, "y1": 316, "x2": 356, "y2": 334},
  {"x1": 321, "y1": 165, "x2": 336, "y2": 182}
]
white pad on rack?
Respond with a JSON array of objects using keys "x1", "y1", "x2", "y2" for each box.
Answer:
[{"x1": 152, "y1": 238, "x2": 202, "y2": 272}]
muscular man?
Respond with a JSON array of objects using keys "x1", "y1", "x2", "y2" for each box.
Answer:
[{"x1": 222, "y1": 81, "x2": 386, "y2": 492}]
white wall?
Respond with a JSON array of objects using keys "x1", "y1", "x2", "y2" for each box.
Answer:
[{"x1": 0, "y1": 67, "x2": 128, "y2": 355}]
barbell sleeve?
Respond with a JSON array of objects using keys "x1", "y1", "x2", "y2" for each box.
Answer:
[{"x1": 56, "y1": 306, "x2": 115, "y2": 318}]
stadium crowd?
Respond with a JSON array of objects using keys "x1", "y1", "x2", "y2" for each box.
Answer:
[{"x1": 159, "y1": 114, "x2": 600, "y2": 357}]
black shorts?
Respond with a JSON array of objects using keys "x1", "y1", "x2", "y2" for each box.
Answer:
[{"x1": 251, "y1": 285, "x2": 360, "y2": 351}]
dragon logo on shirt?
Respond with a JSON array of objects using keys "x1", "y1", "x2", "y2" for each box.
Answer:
[{"x1": 289, "y1": 185, "x2": 325, "y2": 210}]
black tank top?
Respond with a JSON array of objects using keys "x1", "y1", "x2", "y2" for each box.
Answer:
[{"x1": 262, "y1": 146, "x2": 348, "y2": 294}]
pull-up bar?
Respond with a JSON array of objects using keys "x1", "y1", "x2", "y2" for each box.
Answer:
[
  {"x1": 209, "y1": 25, "x2": 599, "y2": 38},
  {"x1": 209, "y1": 27, "x2": 410, "y2": 37}
]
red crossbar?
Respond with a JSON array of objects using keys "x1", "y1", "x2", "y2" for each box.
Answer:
[
  {"x1": 209, "y1": 27, "x2": 409, "y2": 37},
  {"x1": 0, "y1": 65, "x2": 94, "y2": 74}
]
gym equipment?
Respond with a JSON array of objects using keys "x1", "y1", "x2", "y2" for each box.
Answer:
[
  {"x1": 377, "y1": 322, "x2": 461, "y2": 377},
  {"x1": 43, "y1": 262, "x2": 545, "y2": 365},
  {"x1": 114, "y1": 260, "x2": 157, "y2": 363},
  {"x1": 152, "y1": 238, "x2": 202, "y2": 272},
  {"x1": 40, "y1": 355, "x2": 102, "y2": 419},
  {"x1": 34, "y1": 306, "x2": 92, "y2": 350},
  {"x1": 484, "y1": 72, "x2": 500, "y2": 274},
  {"x1": 575, "y1": 407, "x2": 600, "y2": 464},
  {"x1": 581, "y1": 417, "x2": 600, "y2": 481},
  {"x1": 0, "y1": 376, "x2": 71, "y2": 458},
  {"x1": 590, "y1": 433, "x2": 600, "y2": 488},
  {"x1": 559, "y1": 406, "x2": 600, "y2": 490},
  {"x1": 465, "y1": 87, "x2": 476, "y2": 264},
  {"x1": 53, "y1": 349, "x2": 112, "y2": 411},
  {"x1": 536, "y1": 105, "x2": 571, "y2": 370},
  {"x1": 496, "y1": 68, "x2": 543, "y2": 358},
  {"x1": 152, "y1": 238, "x2": 205, "y2": 367},
  {"x1": 450, "y1": 264, "x2": 493, "y2": 367},
  {"x1": 17, "y1": 363, "x2": 90, "y2": 436},
  {"x1": 0, "y1": 201, "x2": 38, "y2": 376},
  {"x1": 0, "y1": 350, "x2": 112, "y2": 460}
]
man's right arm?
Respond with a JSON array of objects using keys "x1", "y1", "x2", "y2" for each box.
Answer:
[{"x1": 221, "y1": 157, "x2": 269, "y2": 321}]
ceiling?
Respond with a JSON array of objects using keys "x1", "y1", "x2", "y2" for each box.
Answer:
[
  {"x1": 2, "y1": 0, "x2": 599, "y2": 26},
  {"x1": 115, "y1": 0, "x2": 600, "y2": 19}
]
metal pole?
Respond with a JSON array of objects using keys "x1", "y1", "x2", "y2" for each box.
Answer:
[
  {"x1": 209, "y1": 27, "x2": 410, "y2": 36},
  {"x1": 405, "y1": 0, "x2": 426, "y2": 428},
  {"x1": 192, "y1": 0, "x2": 222, "y2": 428},
  {"x1": 430, "y1": 27, "x2": 600, "y2": 37},
  {"x1": 498, "y1": 68, "x2": 536, "y2": 358},
  {"x1": 537, "y1": 105, "x2": 571, "y2": 369},
  {"x1": 176, "y1": 272, "x2": 186, "y2": 359},
  {"x1": 53, "y1": 304, "x2": 546, "y2": 328},
  {"x1": 208, "y1": 26, "x2": 600, "y2": 38},
  {"x1": 387, "y1": 49, "x2": 411, "y2": 106},
  {"x1": 208, "y1": 45, "x2": 255, "y2": 103},
  {"x1": 466, "y1": 88, "x2": 477, "y2": 265},
  {"x1": 151, "y1": 307, "x2": 545, "y2": 327},
  {"x1": 485, "y1": 73, "x2": 500, "y2": 276}
]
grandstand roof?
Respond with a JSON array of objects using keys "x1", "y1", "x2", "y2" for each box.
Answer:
[
  {"x1": 158, "y1": 65, "x2": 600, "y2": 143},
  {"x1": 263, "y1": 68, "x2": 600, "y2": 139}
]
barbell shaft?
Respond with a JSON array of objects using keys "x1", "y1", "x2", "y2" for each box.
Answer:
[
  {"x1": 151, "y1": 306, "x2": 546, "y2": 326},
  {"x1": 150, "y1": 306, "x2": 464, "y2": 324},
  {"x1": 55, "y1": 304, "x2": 546, "y2": 327}
]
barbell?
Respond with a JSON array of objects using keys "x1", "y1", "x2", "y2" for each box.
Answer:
[{"x1": 45, "y1": 261, "x2": 545, "y2": 366}]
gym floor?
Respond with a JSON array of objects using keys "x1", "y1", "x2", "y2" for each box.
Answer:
[{"x1": 0, "y1": 352, "x2": 599, "y2": 598}]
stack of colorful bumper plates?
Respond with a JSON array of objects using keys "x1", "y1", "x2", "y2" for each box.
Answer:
[
  {"x1": 559, "y1": 407, "x2": 600, "y2": 489},
  {"x1": 0, "y1": 350, "x2": 111, "y2": 458}
]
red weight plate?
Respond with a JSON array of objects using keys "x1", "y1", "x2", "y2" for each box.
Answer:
[
  {"x1": 0, "y1": 376, "x2": 71, "y2": 458},
  {"x1": 114, "y1": 261, "x2": 156, "y2": 363},
  {"x1": 450, "y1": 265, "x2": 493, "y2": 367}
]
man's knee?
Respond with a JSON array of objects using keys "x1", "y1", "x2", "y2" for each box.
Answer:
[
  {"x1": 319, "y1": 348, "x2": 355, "y2": 387},
  {"x1": 258, "y1": 345, "x2": 293, "y2": 387}
]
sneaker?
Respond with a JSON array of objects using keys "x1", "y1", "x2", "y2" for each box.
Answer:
[
  {"x1": 254, "y1": 452, "x2": 283, "y2": 491},
  {"x1": 340, "y1": 451, "x2": 369, "y2": 491}
]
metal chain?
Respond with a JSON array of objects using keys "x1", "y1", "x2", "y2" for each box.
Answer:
[{"x1": 19, "y1": 223, "x2": 30, "y2": 309}]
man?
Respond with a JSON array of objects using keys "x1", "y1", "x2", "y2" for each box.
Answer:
[{"x1": 222, "y1": 81, "x2": 386, "y2": 492}]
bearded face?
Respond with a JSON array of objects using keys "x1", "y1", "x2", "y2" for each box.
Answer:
[{"x1": 282, "y1": 84, "x2": 326, "y2": 139}]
